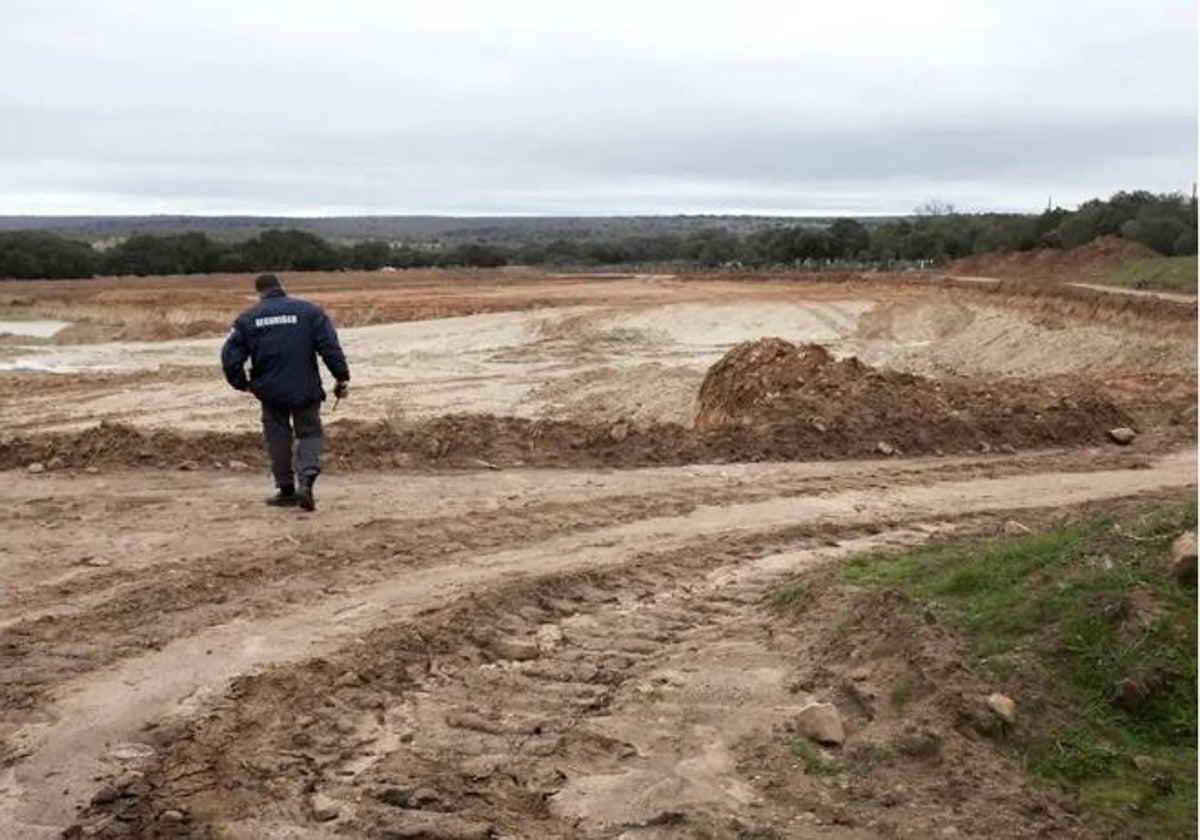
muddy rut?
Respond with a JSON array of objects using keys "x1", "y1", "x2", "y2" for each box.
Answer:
[{"x1": 0, "y1": 449, "x2": 1194, "y2": 838}]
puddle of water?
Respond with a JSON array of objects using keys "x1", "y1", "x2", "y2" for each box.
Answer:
[{"x1": 0, "y1": 319, "x2": 71, "y2": 338}]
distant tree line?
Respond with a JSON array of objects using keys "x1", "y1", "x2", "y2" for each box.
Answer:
[{"x1": 1, "y1": 190, "x2": 1194, "y2": 280}]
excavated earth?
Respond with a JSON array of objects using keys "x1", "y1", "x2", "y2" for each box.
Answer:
[{"x1": 0, "y1": 269, "x2": 1195, "y2": 839}]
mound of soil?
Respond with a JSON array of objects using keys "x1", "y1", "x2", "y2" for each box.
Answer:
[
  {"x1": 0, "y1": 341, "x2": 1138, "y2": 472},
  {"x1": 693, "y1": 338, "x2": 1132, "y2": 456},
  {"x1": 950, "y1": 235, "x2": 1160, "y2": 283}
]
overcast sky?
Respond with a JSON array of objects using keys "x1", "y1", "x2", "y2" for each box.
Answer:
[{"x1": 1, "y1": 0, "x2": 1195, "y2": 216}]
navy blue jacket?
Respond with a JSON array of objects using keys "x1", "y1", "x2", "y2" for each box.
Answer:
[{"x1": 221, "y1": 289, "x2": 350, "y2": 408}]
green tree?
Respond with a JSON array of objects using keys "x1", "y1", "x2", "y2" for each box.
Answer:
[
  {"x1": 240, "y1": 229, "x2": 340, "y2": 271},
  {"x1": 0, "y1": 231, "x2": 98, "y2": 279},
  {"x1": 349, "y1": 240, "x2": 393, "y2": 270}
]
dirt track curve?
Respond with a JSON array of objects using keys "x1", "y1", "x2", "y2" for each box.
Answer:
[{"x1": 1, "y1": 447, "x2": 1194, "y2": 838}]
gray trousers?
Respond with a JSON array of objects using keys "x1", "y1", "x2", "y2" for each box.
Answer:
[{"x1": 261, "y1": 401, "x2": 322, "y2": 489}]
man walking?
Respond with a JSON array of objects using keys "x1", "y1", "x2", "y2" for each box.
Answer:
[{"x1": 221, "y1": 273, "x2": 350, "y2": 511}]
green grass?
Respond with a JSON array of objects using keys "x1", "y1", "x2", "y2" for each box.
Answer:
[
  {"x1": 841, "y1": 503, "x2": 1197, "y2": 836},
  {"x1": 889, "y1": 671, "x2": 916, "y2": 711},
  {"x1": 789, "y1": 736, "x2": 844, "y2": 776},
  {"x1": 1106, "y1": 256, "x2": 1197, "y2": 291},
  {"x1": 769, "y1": 581, "x2": 814, "y2": 611},
  {"x1": 630, "y1": 686, "x2": 668, "y2": 705}
]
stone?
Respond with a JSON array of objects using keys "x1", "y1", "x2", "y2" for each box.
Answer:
[
  {"x1": 1168, "y1": 531, "x2": 1197, "y2": 584},
  {"x1": 27, "y1": 462, "x2": 45, "y2": 474},
  {"x1": 333, "y1": 670, "x2": 363, "y2": 688},
  {"x1": 999, "y1": 443, "x2": 1018, "y2": 455},
  {"x1": 536, "y1": 624, "x2": 565, "y2": 651},
  {"x1": 177, "y1": 460, "x2": 200, "y2": 471},
  {"x1": 1002, "y1": 520, "x2": 1032, "y2": 536},
  {"x1": 1133, "y1": 755, "x2": 1155, "y2": 773},
  {"x1": 1108, "y1": 427, "x2": 1137, "y2": 445},
  {"x1": 460, "y1": 755, "x2": 504, "y2": 781},
  {"x1": 978, "y1": 441, "x2": 992, "y2": 454},
  {"x1": 309, "y1": 792, "x2": 340, "y2": 822},
  {"x1": 159, "y1": 809, "x2": 186, "y2": 823},
  {"x1": 986, "y1": 693, "x2": 1016, "y2": 725},
  {"x1": 492, "y1": 638, "x2": 540, "y2": 662},
  {"x1": 84, "y1": 466, "x2": 101, "y2": 475},
  {"x1": 876, "y1": 441, "x2": 895, "y2": 456},
  {"x1": 795, "y1": 702, "x2": 845, "y2": 746},
  {"x1": 90, "y1": 784, "x2": 122, "y2": 805},
  {"x1": 108, "y1": 742, "x2": 156, "y2": 763},
  {"x1": 227, "y1": 459, "x2": 249, "y2": 471},
  {"x1": 46, "y1": 456, "x2": 66, "y2": 470}
]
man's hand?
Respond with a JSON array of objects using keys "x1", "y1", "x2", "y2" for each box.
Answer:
[{"x1": 334, "y1": 381, "x2": 349, "y2": 400}]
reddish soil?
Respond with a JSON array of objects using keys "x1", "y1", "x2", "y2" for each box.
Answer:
[
  {"x1": 948, "y1": 235, "x2": 1160, "y2": 284},
  {"x1": 693, "y1": 338, "x2": 1135, "y2": 455}
]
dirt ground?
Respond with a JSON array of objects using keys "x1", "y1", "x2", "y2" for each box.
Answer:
[
  {"x1": 946, "y1": 235, "x2": 1178, "y2": 288},
  {"x1": 0, "y1": 269, "x2": 1196, "y2": 839}
]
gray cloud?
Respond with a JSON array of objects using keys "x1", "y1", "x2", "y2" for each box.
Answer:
[{"x1": 1, "y1": 0, "x2": 1194, "y2": 215}]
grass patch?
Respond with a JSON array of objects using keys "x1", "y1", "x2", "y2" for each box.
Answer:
[
  {"x1": 842, "y1": 503, "x2": 1197, "y2": 836},
  {"x1": 769, "y1": 581, "x2": 814, "y2": 612},
  {"x1": 630, "y1": 686, "x2": 668, "y2": 705},
  {"x1": 889, "y1": 671, "x2": 916, "y2": 711},
  {"x1": 1106, "y1": 256, "x2": 1197, "y2": 291},
  {"x1": 789, "y1": 737, "x2": 844, "y2": 776}
]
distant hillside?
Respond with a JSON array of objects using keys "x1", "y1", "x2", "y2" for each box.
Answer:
[{"x1": 0, "y1": 214, "x2": 891, "y2": 246}]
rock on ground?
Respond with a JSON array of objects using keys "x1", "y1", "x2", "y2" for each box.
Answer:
[
  {"x1": 1168, "y1": 531, "x2": 1197, "y2": 584},
  {"x1": 1108, "y1": 427, "x2": 1137, "y2": 445},
  {"x1": 491, "y1": 638, "x2": 541, "y2": 661},
  {"x1": 309, "y1": 793, "x2": 340, "y2": 822},
  {"x1": 795, "y1": 702, "x2": 845, "y2": 746},
  {"x1": 986, "y1": 693, "x2": 1017, "y2": 725}
]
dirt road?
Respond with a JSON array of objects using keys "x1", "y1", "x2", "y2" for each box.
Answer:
[
  {"x1": 2, "y1": 448, "x2": 1194, "y2": 837},
  {"x1": 943, "y1": 273, "x2": 1197, "y2": 304}
]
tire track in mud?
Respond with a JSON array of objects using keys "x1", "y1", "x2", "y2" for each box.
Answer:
[
  {"x1": 24, "y1": 523, "x2": 964, "y2": 840},
  {"x1": 0, "y1": 447, "x2": 1157, "y2": 718},
  {"x1": 60, "y1": 497, "x2": 1178, "y2": 840},
  {"x1": 2, "y1": 451, "x2": 1194, "y2": 836},
  {"x1": 1, "y1": 444, "x2": 1156, "y2": 617}
]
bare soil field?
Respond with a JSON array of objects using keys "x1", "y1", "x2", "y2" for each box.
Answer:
[{"x1": 0, "y1": 269, "x2": 1195, "y2": 838}]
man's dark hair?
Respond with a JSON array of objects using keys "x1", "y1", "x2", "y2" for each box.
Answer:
[{"x1": 255, "y1": 273, "x2": 282, "y2": 293}]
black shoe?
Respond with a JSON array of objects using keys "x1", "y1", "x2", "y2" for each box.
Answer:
[
  {"x1": 266, "y1": 487, "x2": 298, "y2": 507},
  {"x1": 296, "y1": 479, "x2": 315, "y2": 512}
]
